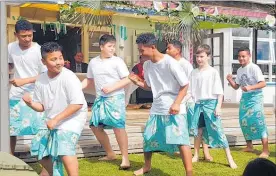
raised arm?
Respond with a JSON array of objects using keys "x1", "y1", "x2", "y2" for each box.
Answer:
[
  {"x1": 226, "y1": 74, "x2": 240, "y2": 90},
  {"x1": 22, "y1": 93, "x2": 44, "y2": 112}
]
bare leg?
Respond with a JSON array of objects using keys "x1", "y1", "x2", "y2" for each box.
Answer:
[
  {"x1": 62, "y1": 155, "x2": 79, "y2": 176},
  {"x1": 259, "y1": 137, "x2": 270, "y2": 158},
  {"x1": 202, "y1": 142, "x2": 213, "y2": 161},
  {"x1": 179, "y1": 145, "x2": 193, "y2": 176},
  {"x1": 225, "y1": 147, "x2": 237, "y2": 169},
  {"x1": 113, "y1": 128, "x2": 130, "y2": 168},
  {"x1": 242, "y1": 140, "x2": 254, "y2": 152},
  {"x1": 91, "y1": 126, "x2": 116, "y2": 160},
  {"x1": 133, "y1": 152, "x2": 152, "y2": 176},
  {"x1": 39, "y1": 157, "x2": 53, "y2": 176},
  {"x1": 192, "y1": 128, "x2": 203, "y2": 162},
  {"x1": 10, "y1": 136, "x2": 16, "y2": 155},
  {"x1": 39, "y1": 168, "x2": 50, "y2": 176}
]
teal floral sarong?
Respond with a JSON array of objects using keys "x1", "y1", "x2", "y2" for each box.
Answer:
[
  {"x1": 190, "y1": 99, "x2": 229, "y2": 148},
  {"x1": 239, "y1": 91, "x2": 268, "y2": 140},
  {"x1": 143, "y1": 114, "x2": 190, "y2": 153},
  {"x1": 31, "y1": 129, "x2": 80, "y2": 176},
  {"x1": 90, "y1": 94, "x2": 126, "y2": 129},
  {"x1": 186, "y1": 102, "x2": 195, "y2": 135},
  {"x1": 10, "y1": 99, "x2": 46, "y2": 136}
]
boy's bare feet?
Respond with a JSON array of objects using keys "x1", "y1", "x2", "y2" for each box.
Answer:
[
  {"x1": 98, "y1": 155, "x2": 116, "y2": 161},
  {"x1": 259, "y1": 151, "x2": 270, "y2": 158},
  {"x1": 192, "y1": 156, "x2": 199, "y2": 163},
  {"x1": 242, "y1": 147, "x2": 254, "y2": 152},
  {"x1": 204, "y1": 156, "x2": 213, "y2": 162},
  {"x1": 227, "y1": 158, "x2": 238, "y2": 169},
  {"x1": 133, "y1": 167, "x2": 151, "y2": 176}
]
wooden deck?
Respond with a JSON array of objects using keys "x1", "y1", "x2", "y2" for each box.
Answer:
[{"x1": 15, "y1": 106, "x2": 275, "y2": 163}]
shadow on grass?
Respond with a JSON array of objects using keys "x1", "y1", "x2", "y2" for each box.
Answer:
[{"x1": 85, "y1": 156, "x2": 172, "y2": 176}]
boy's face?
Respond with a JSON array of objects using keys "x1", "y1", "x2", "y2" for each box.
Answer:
[
  {"x1": 100, "y1": 41, "x2": 116, "y2": 57},
  {"x1": 15, "y1": 30, "x2": 33, "y2": 48},
  {"x1": 138, "y1": 44, "x2": 154, "y2": 58},
  {"x1": 238, "y1": 51, "x2": 250, "y2": 66},
  {"x1": 196, "y1": 52, "x2": 209, "y2": 67},
  {"x1": 42, "y1": 51, "x2": 64, "y2": 74},
  {"x1": 166, "y1": 44, "x2": 179, "y2": 58}
]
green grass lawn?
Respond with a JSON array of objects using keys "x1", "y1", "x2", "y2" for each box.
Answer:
[{"x1": 30, "y1": 144, "x2": 276, "y2": 176}]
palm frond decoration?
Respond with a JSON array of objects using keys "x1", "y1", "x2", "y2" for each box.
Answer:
[{"x1": 59, "y1": 1, "x2": 112, "y2": 27}]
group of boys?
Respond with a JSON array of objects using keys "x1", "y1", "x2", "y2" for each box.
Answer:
[{"x1": 9, "y1": 19, "x2": 269, "y2": 176}]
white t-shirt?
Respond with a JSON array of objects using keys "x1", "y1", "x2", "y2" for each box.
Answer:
[
  {"x1": 178, "y1": 58, "x2": 194, "y2": 103},
  {"x1": 33, "y1": 68, "x2": 87, "y2": 134},
  {"x1": 144, "y1": 54, "x2": 189, "y2": 115},
  {"x1": 179, "y1": 57, "x2": 194, "y2": 78},
  {"x1": 189, "y1": 66, "x2": 223, "y2": 103},
  {"x1": 8, "y1": 42, "x2": 47, "y2": 100},
  {"x1": 87, "y1": 56, "x2": 129, "y2": 97},
  {"x1": 236, "y1": 62, "x2": 265, "y2": 93}
]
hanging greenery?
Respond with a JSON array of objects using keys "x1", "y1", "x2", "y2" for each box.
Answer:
[{"x1": 59, "y1": 1, "x2": 112, "y2": 27}]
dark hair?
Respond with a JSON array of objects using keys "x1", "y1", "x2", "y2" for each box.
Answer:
[
  {"x1": 168, "y1": 40, "x2": 182, "y2": 53},
  {"x1": 41, "y1": 42, "x2": 63, "y2": 59},
  {"x1": 99, "y1": 34, "x2": 116, "y2": 46},
  {"x1": 136, "y1": 33, "x2": 157, "y2": 46},
  {"x1": 238, "y1": 47, "x2": 251, "y2": 55},
  {"x1": 196, "y1": 44, "x2": 211, "y2": 56},
  {"x1": 243, "y1": 158, "x2": 276, "y2": 176},
  {"x1": 15, "y1": 20, "x2": 33, "y2": 33}
]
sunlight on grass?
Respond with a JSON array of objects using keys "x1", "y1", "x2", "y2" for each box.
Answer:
[{"x1": 30, "y1": 144, "x2": 276, "y2": 176}]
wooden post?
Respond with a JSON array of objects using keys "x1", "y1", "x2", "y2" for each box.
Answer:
[
  {"x1": 82, "y1": 25, "x2": 89, "y2": 63},
  {"x1": 252, "y1": 29, "x2": 258, "y2": 64},
  {"x1": 0, "y1": 1, "x2": 10, "y2": 153}
]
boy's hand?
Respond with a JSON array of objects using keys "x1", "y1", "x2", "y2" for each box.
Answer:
[
  {"x1": 226, "y1": 74, "x2": 233, "y2": 82},
  {"x1": 169, "y1": 103, "x2": 180, "y2": 115},
  {"x1": 128, "y1": 73, "x2": 142, "y2": 85},
  {"x1": 102, "y1": 87, "x2": 113, "y2": 94},
  {"x1": 47, "y1": 119, "x2": 58, "y2": 130},
  {"x1": 241, "y1": 86, "x2": 251, "y2": 92},
  {"x1": 10, "y1": 78, "x2": 26, "y2": 87},
  {"x1": 214, "y1": 106, "x2": 221, "y2": 117},
  {"x1": 22, "y1": 93, "x2": 32, "y2": 106}
]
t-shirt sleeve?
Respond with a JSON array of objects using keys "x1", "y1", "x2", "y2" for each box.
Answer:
[
  {"x1": 212, "y1": 70, "x2": 224, "y2": 95},
  {"x1": 143, "y1": 61, "x2": 151, "y2": 87},
  {"x1": 116, "y1": 58, "x2": 129, "y2": 78},
  {"x1": 65, "y1": 74, "x2": 85, "y2": 105},
  {"x1": 253, "y1": 65, "x2": 265, "y2": 82},
  {"x1": 187, "y1": 63, "x2": 194, "y2": 78},
  {"x1": 33, "y1": 81, "x2": 42, "y2": 103},
  {"x1": 87, "y1": 60, "x2": 94, "y2": 79},
  {"x1": 169, "y1": 59, "x2": 189, "y2": 87}
]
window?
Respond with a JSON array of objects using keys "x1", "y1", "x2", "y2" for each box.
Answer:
[
  {"x1": 257, "y1": 64, "x2": 269, "y2": 75},
  {"x1": 231, "y1": 28, "x2": 275, "y2": 82},
  {"x1": 232, "y1": 28, "x2": 251, "y2": 37},
  {"x1": 232, "y1": 63, "x2": 240, "y2": 74},
  {"x1": 257, "y1": 41, "x2": 270, "y2": 61}
]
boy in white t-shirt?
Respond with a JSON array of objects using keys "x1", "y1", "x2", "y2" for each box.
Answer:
[
  {"x1": 189, "y1": 44, "x2": 237, "y2": 168},
  {"x1": 129, "y1": 33, "x2": 193, "y2": 176},
  {"x1": 166, "y1": 40, "x2": 213, "y2": 162},
  {"x1": 226, "y1": 47, "x2": 269, "y2": 158},
  {"x1": 8, "y1": 20, "x2": 47, "y2": 157},
  {"x1": 23, "y1": 42, "x2": 87, "y2": 176},
  {"x1": 82, "y1": 34, "x2": 131, "y2": 169}
]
